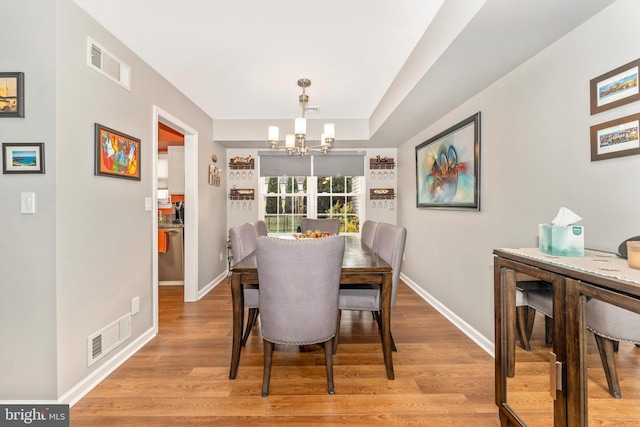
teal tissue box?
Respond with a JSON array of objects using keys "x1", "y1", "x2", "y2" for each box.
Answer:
[{"x1": 538, "y1": 224, "x2": 584, "y2": 256}]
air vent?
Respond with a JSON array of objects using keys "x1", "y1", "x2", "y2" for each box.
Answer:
[
  {"x1": 87, "y1": 313, "x2": 131, "y2": 366},
  {"x1": 304, "y1": 106, "x2": 320, "y2": 114},
  {"x1": 87, "y1": 37, "x2": 131, "y2": 90}
]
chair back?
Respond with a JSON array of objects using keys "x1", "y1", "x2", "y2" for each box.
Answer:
[
  {"x1": 300, "y1": 218, "x2": 340, "y2": 235},
  {"x1": 229, "y1": 223, "x2": 257, "y2": 263},
  {"x1": 251, "y1": 220, "x2": 268, "y2": 237},
  {"x1": 374, "y1": 223, "x2": 407, "y2": 307},
  {"x1": 360, "y1": 220, "x2": 379, "y2": 250},
  {"x1": 256, "y1": 235, "x2": 345, "y2": 344}
]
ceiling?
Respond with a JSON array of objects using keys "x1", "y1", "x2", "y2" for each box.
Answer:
[{"x1": 73, "y1": 0, "x2": 614, "y2": 149}]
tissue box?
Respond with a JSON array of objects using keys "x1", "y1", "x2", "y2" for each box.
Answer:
[{"x1": 538, "y1": 224, "x2": 584, "y2": 256}]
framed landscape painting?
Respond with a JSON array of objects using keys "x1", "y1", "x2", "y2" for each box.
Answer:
[
  {"x1": 590, "y1": 113, "x2": 640, "y2": 161},
  {"x1": 0, "y1": 72, "x2": 25, "y2": 118},
  {"x1": 590, "y1": 58, "x2": 640, "y2": 115},
  {"x1": 2, "y1": 142, "x2": 44, "y2": 174},
  {"x1": 415, "y1": 112, "x2": 481, "y2": 210}
]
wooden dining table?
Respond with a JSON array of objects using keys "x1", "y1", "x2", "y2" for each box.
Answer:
[{"x1": 228, "y1": 235, "x2": 395, "y2": 380}]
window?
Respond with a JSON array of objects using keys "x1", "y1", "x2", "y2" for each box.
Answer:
[{"x1": 262, "y1": 175, "x2": 362, "y2": 234}]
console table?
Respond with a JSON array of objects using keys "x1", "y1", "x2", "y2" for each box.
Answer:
[{"x1": 493, "y1": 248, "x2": 640, "y2": 426}]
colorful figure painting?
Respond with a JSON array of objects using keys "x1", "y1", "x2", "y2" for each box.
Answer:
[{"x1": 94, "y1": 123, "x2": 141, "y2": 180}]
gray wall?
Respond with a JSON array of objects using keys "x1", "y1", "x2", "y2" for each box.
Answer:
[
  {"x1": 0, "y1": 0, "x2": 227, "y2": 400},
  {"x1": 397, "y1": 0, "x2": 640, "y2": 342},
  {"x1": 0, "y1": 0, "x2": 58, "y2": 399}
]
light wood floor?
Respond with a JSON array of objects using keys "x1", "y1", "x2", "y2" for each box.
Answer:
[{"x1": 70, "y1": 280, "x2": 500, "y2": 426}]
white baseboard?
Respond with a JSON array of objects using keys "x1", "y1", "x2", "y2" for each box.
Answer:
[
  {"x1": 400, "y1": 273, "x2": 495, "y2": 358},
  {"x1": 59, "y1": 327, "x2": 157, "y2": 407},
  {"x1": 198, "y1": 271, "x2": 227, "y2": 300}
]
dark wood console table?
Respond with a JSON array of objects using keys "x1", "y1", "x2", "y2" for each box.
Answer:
[{"x1": 494, "y1": 248, "x2": 640, "y2": 426}]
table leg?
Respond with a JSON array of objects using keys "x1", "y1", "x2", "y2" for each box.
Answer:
[
  {"x1": 229, "y1": 272, "x2": 244, "y2": 379},
  {"x1": 380, "y1": 271, "x2": 395, "y2": 380}
]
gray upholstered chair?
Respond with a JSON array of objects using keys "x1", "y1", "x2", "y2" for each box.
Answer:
[
  {"x1": 300, "y1": 218, "x2": 340, "y2": 235},
  {"x1": 229, "y1": 223, "x2": 259, "y2": 347},
  {"x1": 251, "y1": 220, "x2": 268, "y2": 237},
  {"x1": 256, "y1": 235, "x2": 345, "y2": 397},
  {"x1": 586, "y1": 299, "x2": 640, "y2": 398},
  {"x1": 360, "y1": 220, "x2": 379, "y2": 250},
  {"x1": 516, "y1": 286, "x2": 640, "y2": 398},
  {"x1": 334, "y1": 222, "x2": 406, "y2": 354}
]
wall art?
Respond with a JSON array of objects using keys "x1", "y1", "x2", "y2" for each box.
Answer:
[{"x1": 415, "y1": 112, "x2": 480, "y2": 210}]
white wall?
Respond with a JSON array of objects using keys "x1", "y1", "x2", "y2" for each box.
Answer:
[{"x1": 397, "y1": 0, "x2": 640, "y2": 342}]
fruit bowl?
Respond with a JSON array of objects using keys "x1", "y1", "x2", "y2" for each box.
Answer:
[{"x1": 295, "y1": 229, "x2": 332, "y2": 239}]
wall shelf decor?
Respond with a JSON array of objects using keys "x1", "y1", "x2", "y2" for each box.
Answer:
[
  {"x1": 229, "y1": 188, "x2": 255, "y2": 200},
  {"x1": 369, "y1": 156, "x2": 395, "y2": 169},
  {"x1": 370, "y1": 188, "x2": 395, "y2": 200},
  {"x1": 229, "y1": 156, "x2": 254, "y2": 170}
]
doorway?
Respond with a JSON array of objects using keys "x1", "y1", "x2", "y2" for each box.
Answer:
[{"x1": 152, "y1": 106, "x2": 199, "y2": 329}]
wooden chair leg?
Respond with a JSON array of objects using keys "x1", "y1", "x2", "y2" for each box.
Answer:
[
  {"x1": 516, "y1": 306, "x2": 533, "y2": 351},
  {"x1": 324, "y1": 338, "x2": 335, "y2": 394},
  {"x1": 333, "y1": 310, "x2": 342, "y2": 355},
  {"x1": 374, "y1": 311, "x2": 397, "y2": 352},
  {"x1": 242, "y1": 308, "x2": 259, "y2": 347},
  {"x1": 262, "y1": 340, "x2": 273, "y2": 397},
  {"x1": 593, "y1": 334, "x2": 622, "y2": 398},
  {"x1": 544, "y1": 315, "x2": 553, "y2": 347}
]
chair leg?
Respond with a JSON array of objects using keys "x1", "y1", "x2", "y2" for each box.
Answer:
[
  {"x1": 593, "y1": 334, "x2": 622, "y2": 398},
  {"x1": 262, "y1": 340, "x2": 274, "y2": 397},
  {"x1": 242, "y1": 308, "x2": 259, "y2": 347},
  {"x1": 333, "y1": 310, "x2": 342, "y2": 355},
  {"x1": 544, "y1": 315, "x2": 553, "y2": 347},
  {"x1": 516, "y1": 306, "x2": 533, "y2": 351},
  {"x1": 324, "y1": 338, "x2": 335, "y2": 394},
  {"x1": 374, "y1": 311, "x2": 397, "y2": 352}
]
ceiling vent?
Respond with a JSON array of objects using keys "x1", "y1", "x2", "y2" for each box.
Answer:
[
  {"x1": 304, "y1": 106, "x2": 320, "y2": 114},
  {"x1": 87, "y1": 37, "x2": 131, "y2": 90},
  {"x1": 87, "y1": 313, "x2": 131, "y2": 366}
]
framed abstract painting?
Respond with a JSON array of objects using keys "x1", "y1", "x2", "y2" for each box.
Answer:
[{"x1": 415, "y1": 112, "x2": 481, "y2": 210}]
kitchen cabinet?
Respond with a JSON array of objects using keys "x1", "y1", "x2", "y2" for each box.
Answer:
[
  {"x1": 493, "y1": 248, "x2": 640, "y2": 426},
  {"x1": 168, "y1": 146, "x2": 184, "y2": 195}
]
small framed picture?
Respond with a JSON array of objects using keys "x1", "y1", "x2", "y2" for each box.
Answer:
[
  {"x1": 0, "y1": 72, "x2": 25, "y2": 118},
  {"x1": 590, "y1": 58, "x2": 640, "y2": 115},
  {"x1": 2, "y1": 142, "x2": 45, "y2": 174},
  {"x1": 95, "y1": 123, "x2": 141, "y2": 180},
  {"x1": 590, "y1": 113, "x2": 640, "y2": 161}
]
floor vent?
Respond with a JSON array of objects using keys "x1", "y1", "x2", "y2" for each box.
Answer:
[
  {"x1": 87, "y1": 37, "x2": 131, "y2": 90},
  {"x1": 87, "y1": 313, "x2": 131, "y2": 366}
]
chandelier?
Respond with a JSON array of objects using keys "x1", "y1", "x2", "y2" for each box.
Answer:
[{"x1": 268, "y1": 78, "x2": 335, "y2": 156}]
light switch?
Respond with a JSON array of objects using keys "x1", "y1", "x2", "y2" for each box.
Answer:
[
  {"x1": 21, "y1": 192, "x2": 36, "y2": 214},
  {"x1": 145, "y1": 197, "x2": 152, "y2": 211}
]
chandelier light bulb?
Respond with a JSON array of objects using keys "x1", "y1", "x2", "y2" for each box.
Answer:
[
  {"x1": 268, "y1": 126, "x2": 279, "y2": 142},
  {"x1": 324, "y1": 123, "x2": 335, "y2": 139},
  {"x1": 295, "y1": 118, "x2": 306, "y2": 136},
  {"x1": 285, "y1": 134, "x2": 295, "y2": 148}
]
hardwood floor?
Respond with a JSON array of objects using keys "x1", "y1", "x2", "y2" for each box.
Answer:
[{"x1": 70, "y1": 280, "x2": 500, "y2": 426}]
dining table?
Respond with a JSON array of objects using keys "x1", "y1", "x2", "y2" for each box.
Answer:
[{"x1": 228, "y1": 235, "x2": 395, "y2": 380}]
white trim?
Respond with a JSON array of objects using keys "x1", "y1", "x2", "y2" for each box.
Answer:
[
  {"x1": 400, "y1": 273, "x2": 495, "y2": 358},
  {"x1": 152, "y1": 106, "x2": 199, "y2": 310},
  {"x1": 60, "y1": 328, "x2": 156, "y2": 406}
]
